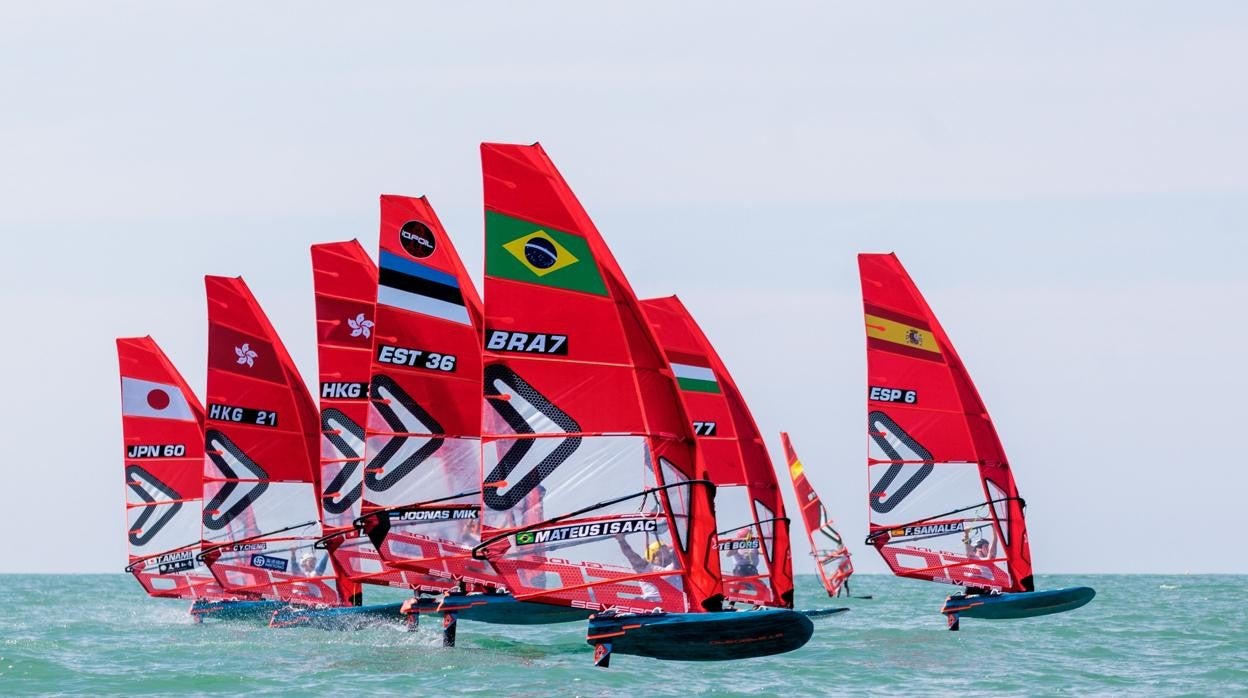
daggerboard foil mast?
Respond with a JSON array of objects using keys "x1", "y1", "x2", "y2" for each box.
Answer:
[
  {"x1": 199, "y1": 276, "x2": 349, "y2": 605},
  {"x1": 474, "y1": 142, "x2": 723, "y2": 615},
  {"x1": 356, "y1": 195, "x2": 503, "y2": 590},
  {"x1": 781, "y1": 432, "x2": 854, "y2": 597},
  {"x1": 119, "y1": 337, "x2": 229, "y2": 600},
  {"x1": 311, "y1": 240, "x2": 439, "y2": 594},
  {"x1": 641, "y1": 296, "x2": 794, "y2": 608},
  {"x1": 859, "y1": 253, "x2": 1033, "y2": 593}
]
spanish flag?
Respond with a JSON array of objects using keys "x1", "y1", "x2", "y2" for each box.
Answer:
[{"x1": 864, "y1": 313, "x2": 942, "y2": 356}]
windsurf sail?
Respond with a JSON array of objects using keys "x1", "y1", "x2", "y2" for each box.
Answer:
[
  {"x1": 353, "y1": 195, "x2": 502, "y2": 590},
  {"x1": 781, "y1": 432, "x2": 854, "y2": 597},
  {"x1": 859, "y1": 253, "x2": 1033, "y2": 592},
  {"x1": 119, "y1": 337, "x2": 229, "y2": 599},
  {"x1": 311, "y1": 240, "x2": 438, "y2": 594},
  {"x1": 198, "y1": 275, "x2": 348, "y2": 605},
  {"x1": 641, "y1": 296, "x2": 794, "y2": 608},
  {"x1": 472, "y1": 142, "x2": 722, "y2": 615}
]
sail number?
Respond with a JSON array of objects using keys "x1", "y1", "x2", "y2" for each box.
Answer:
[
  {"x1": 207, "y1": 403, "x2": 279, "y2": 427},
  {"x1": 869, "y1": 386, "x2": 918, "y2": 404},
  {"x1": 376, "y1": 344, "x2": 457, "y2": 372},
  {"x1": 692, "y1": 421, "x2": 718, "y2": 436},
  {"x1": 485, "y1": 329, "x2": 569, "y2": 356}
]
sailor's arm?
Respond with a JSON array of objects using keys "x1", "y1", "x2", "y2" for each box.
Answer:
[{"x1": 614, "y1": 534, "x2": 649, "y2": 573}]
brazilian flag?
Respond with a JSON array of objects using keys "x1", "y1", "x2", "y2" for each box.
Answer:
[
  {"x1": 485, "y1": 211, "x2": 608, "y2": 296},
  {"x1": 515, "y1": 531, "x2": 537, "y2": 545}
]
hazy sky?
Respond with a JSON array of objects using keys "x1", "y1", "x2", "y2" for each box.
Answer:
[{"x1": 1, "y1": 3, "x2": 1244, "y2": 575}]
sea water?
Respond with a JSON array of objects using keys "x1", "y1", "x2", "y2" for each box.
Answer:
[{"x1": 0, "y1": 574, "x2": 1243, "y2": 696}]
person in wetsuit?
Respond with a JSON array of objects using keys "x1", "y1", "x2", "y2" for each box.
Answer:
[
  {"x1": 615, "y1": 534, "x2": 676, "y2": 602},
  {"x1": 726, "y1": 529, "x2": 760, "y2": 577},
  {"x1": 962, "y1": 529, "x2": 999, "y2": 595}
]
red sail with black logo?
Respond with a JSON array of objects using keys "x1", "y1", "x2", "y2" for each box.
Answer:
[
  {"x1": 640, "y1": 296, "x2": 794, "y2": 608},
  {"x1": 473, "y1": 142, "x2": 722, "y2": 615},
  {"x1": 199, "y1": 276, "x2": 348, "y2": 605},
  {"x1": 781, "y1": 432, "x2": 854, "y2": 597},
  {"x1": 859, "y1": 253, "x2": 1033, "y2": 592},
  {"x1": 118, "y1": 336, "x2": 230, "y2": 600},
  {"x1": 355, "y1": 196, "x2": 503, "y2": 590},
  {"x1": 311, "y1": 240, "x2": 444, "y2": 594}
]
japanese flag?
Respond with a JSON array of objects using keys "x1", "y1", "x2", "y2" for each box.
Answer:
[{"x1": 121, "y1": 377, "x2": 194, "y2": 420}]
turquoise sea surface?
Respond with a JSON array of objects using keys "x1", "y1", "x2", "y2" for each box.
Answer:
[{"x1": 0, "y1": 574, "x2": 1243, "y2": 696}]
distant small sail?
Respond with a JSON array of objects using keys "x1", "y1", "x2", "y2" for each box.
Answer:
[{"x1": 781, "y1": 432, "x2": 855, "y2": 598}]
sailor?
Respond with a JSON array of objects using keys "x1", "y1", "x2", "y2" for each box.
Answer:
[
  {"x1": 834, "y1": 559, "x2": 853, "y2": 598},
  {"x1": 726, "y1": 529, "x2": 760, "y2": 577},
  {"x1": 963, "y1": 530, "x2": 997, "y2": 561},
  {"x1": 962, "y1": 529, "x2": 998, "y2": 594},
  {"x1": 514, "y1": 484, "x2": 547, "y2": 588},
  {"x1": 296, "y1": 551, "x2": 321, "y2": 578},
  {"x1": 503, "y1": 484, "x2": 546, "y2": 530},
  {"x1": 614, "y1": 534, "x2": 676, "y2": 602}
]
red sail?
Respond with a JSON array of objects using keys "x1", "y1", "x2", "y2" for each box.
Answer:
[
  {"x1": 781, "y1": 432, "x2": 854, "y2": 598},
  {"x1": 312, "y1": 240, "x2": 378, "y2": 535},
  {"x1": 201, "y1": 276, "x2": 346, "y2": 605},
  {"x1": 476, "y1": 142, "x2": 722, "y2": 614},
  {"x1": 859, "y1": 253, "x2": 1033, "y2": 592},
  {"x1": 357, "y1": 195, "x2": 501, "y2": 590},
  {"x1": 311, "y1": 240, "x2": 441, "y2": 594},
  {"x1": 118, "y1": 336, "x2": 229, "y2": 600},
  {"x1": 641, "y1": 296, "x2": 794, "y2": 608}
]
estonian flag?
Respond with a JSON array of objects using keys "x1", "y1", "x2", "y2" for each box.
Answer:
[{"x1": 376, "y1": 251, "x2": 470, "y2": 326}]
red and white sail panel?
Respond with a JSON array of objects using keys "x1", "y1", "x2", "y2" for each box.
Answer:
[
  {"x1": 859, "y1": 253, "x2": 1033, "y2": 592},
  {"x1": 476, "y1": 142, "x2": 722, "y2": 614},
  {"x1": 781, "y1": 432, "x2": 853, "y2": 597},
  {"x1": 312, "y1": 239, "x2": 459, "y2": 593},
  {"x1": 356, "y1": 196, "x2": 499, "y2": 590},
  {"x1": 201, "y1": 276, "x2": 345, "y2": 605},
  {"x1": 641, "y1": 296, "x2": 794, "y2": 608},
  {"x1": 119, "y1": 337, "x2": 228, "y2": 599}
]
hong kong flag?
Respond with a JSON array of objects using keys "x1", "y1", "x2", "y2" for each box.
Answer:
[{"x1": 207, "y1": 325, "x2": 284, "y2": 384}]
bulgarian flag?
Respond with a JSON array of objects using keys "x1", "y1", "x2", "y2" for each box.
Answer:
[{"x1": 669, "y1": 354, "x2": 721, "y2": 394}]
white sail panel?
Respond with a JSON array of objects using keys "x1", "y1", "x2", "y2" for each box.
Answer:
[
  {"x1": 201, "y1": 481, "x2": 321, "y2": 545},
  {"x1": 482, "y1": 435, "x2": 649, "y2": 530},
  {"x1": 125, "y1": 502, "x2": 200, "y2": 558},
  {"x1": 362, "y1": 433, "x2": 479, "y2": 509}
]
